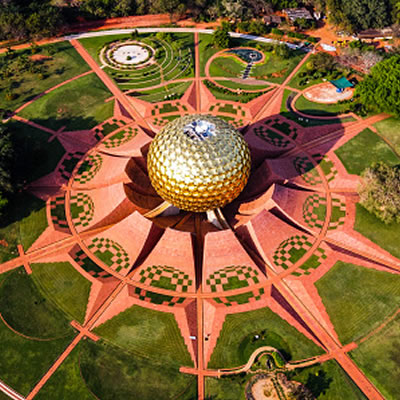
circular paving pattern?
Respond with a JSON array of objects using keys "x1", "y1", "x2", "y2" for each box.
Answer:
[
  {"x1": 1, "y1": 28, "x2": 400, "y2": 400},
  {"x1": 112, "y1": 44, "x2": 149, "y2": 65}
]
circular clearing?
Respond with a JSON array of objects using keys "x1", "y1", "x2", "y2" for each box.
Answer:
[
  {"x1": 112, "y1": 45, "x2": 149, "y2": 65},
  {"x1": 303, "y1": 82, "x2": 354, "y2": 104}
]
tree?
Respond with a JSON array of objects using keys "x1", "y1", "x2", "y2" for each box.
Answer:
[
  {"x1": 0, "y1": 124, "x2": 13, "y2": 215},
  {"x1": 212, "y1": 26, "x2": 231, "y2": 48},
  {"x1": 274, "y1": 43, "x2": 291, "y2": 59},
  {"x1": 359, "y1": 162, "x2": 400, "y2": 224},
  {"x1": 356, "y1": 54, "x2": 400, "y2": 116}
]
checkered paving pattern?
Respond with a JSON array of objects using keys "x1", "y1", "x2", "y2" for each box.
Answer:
[
  {"x1": 294, "y1": 156, "x2": 322, "y2": 185},
  {"x1": 50, "y1": 195, "x2": 70, "y2": 232},
  {"x1": 271, "y1": 121, "x2": 298, "y2": 140},
  {"x1": 133, "y1": 287, "x2": 186, "y2": 307},
  {"x1": 94, "y1": 119, "x2": 127, "y2": 142},
  {"x1": 152, "y1": 115, "x2": 182, "y2": 127},
  {"x1": 303, "y1": 194, "x2": 346, "y2": 230},
  {"x1": 254, "y1": 126, "x2": 291, "y2": 148},
  {"x1": 295, "y1": 154, "x2": 338, "y2": 186},
  {"x1": 213, "y1": 288, "x2": 265, "y2": 307},
  {"x1": 139, "y1": 265, "x2": 192, "y2": 293},
  {"x1": 74, "y1": 154, "x2": 103, "y2": 184},
  {"x1": 273, "y1": 235, "x2": 327, "y2": 276},
  {"x1": 206, "y1": 265, "x2": 259, "y2": 293},
  {"x1": 102, "y1": 127, "x2": 138, "y2": 148},
  {"x1": 291, "y1": 247, "x2": 328, "y2": 276},
  {"x1": 72, "y1": 246, "x2": 112, "y2": 279},
  {"x1": 88, "y1": 237, "x2": 130, "y2": 273},
  {"x1": 59, "y1": 152, "x2": 85, "y2": 181},
  {"x1": 70, "y1": 193, "x2": 94, "y2": 228}
]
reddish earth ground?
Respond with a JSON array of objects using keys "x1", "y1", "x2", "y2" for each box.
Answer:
[{"x1": 303, "y1": 82, "x2": 354, "y2": 104}]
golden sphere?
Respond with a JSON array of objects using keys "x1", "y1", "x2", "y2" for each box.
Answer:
[{"x1": 147, "y1": 115, "x2": 251, "y2": 212}]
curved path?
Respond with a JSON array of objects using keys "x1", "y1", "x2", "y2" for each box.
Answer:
[{"x1": 0, "y1": 26, "x2": 396, "y2": 400}]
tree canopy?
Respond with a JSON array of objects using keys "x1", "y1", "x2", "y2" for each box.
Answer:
[
  {"x1": 356, "y1": 55, "x2": 400, "y2": 117},
  {"x1": 0, "y1": 124, "x2": 13, "y2": 214},
  {"x1": 359, "y1": 162, "x2": 400, "y2": 224}
]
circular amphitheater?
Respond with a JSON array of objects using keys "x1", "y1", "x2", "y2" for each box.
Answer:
[{"x1": 0, "y1": 27, "x2": 398, "y2": 400}]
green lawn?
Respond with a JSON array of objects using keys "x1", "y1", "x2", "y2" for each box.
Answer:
[
  {"x1": 335, "y1": 128, "x2": 399, "y2": 175},
  {"x1": 288, "y1": 62, "x2": 324, "y2": 90},
  {"x1": 6, "y1": 119, "x2": 65, "y2": 184},
  {"x1": 374, "y1": 117, "x2": 400, "y2": 155},
  {"x1": 289, "y1": 360, "x2": 367, "y2": 399},
  {"x1": 35, "y1": 344, "x2": 96, "y2": 400},
  {"x1": 94, "y1": 304, "x2": 193, "y2": 367},
  {"x1": 0, "y1": 314, "x2": 74, "y2": 396},
  {"x1": 251, "y1": 51, "x2": 305, "y2": 84},
  {"x1": 0, "y1": 192, "x2": 47, "y2": 263},
  {"x1": 208, "y1": 306, "x2": 322, "y2": 368},
  {"x1": 295, "y1": 95, "x2": 350, "y2": 117},
  {"x1": 131, "y1": 81, "x2": 191, "y2": 103},
  {"x1": 80, "y1": 339, "x2": 197, "y2": 400},
  {"x1": 199, "y1": 33, "x2": 221, "y2": 77},
  {"x1": 79, "y1": 34, "x2": 132, "y2": 63},
  {"x1": 0, "y1": 269, "x2": 74, "y2": 339},
  {"x1": 315, "y1": 261, "x2": 400, "y2": 344},
  {"x1": 0, "y1": 269, "x2": 74, "y2": 395},
  {"x1": 31, "y1": 262, "x2": 92, "y2": 324},
  {"x1": 19, "y1": 73, "x2": 113, "y2": 131},
  {"x1": 205, "y1": 375, "x2": 249, "y2": 400},
  {"x1": 80, "y1": 33, "x2": 194, "y2": 90},
  {"x1": 215, "y1": 80, "x2": 270, "y2": 91},
  {"x1": 355, "y1": 203, "x2": 400, "y2": 259},
  {"x1": 0, "y1": 41, "x2": 90, "y2": 112},
  {"x1": 350, "y1": 313, "x2": 400, "y2": 400},
  {"x1": 209, "y1": 56, "x2": 245, "y2": 78}
]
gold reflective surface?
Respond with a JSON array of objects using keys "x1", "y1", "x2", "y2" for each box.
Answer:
[{"x1": 147, "y1": 115, "x2": 251, "y2": 212}]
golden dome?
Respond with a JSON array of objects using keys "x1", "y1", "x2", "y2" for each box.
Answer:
[{"x1": 147, "y1": 115, "x2": 251, "y2": 212}]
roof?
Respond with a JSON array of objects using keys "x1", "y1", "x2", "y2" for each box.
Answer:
[
  {"x1": 330, "y1": 77, "x2": 354, "y2": 89},
  {"x1": 283, "y1": 8, "x2": 313, "y2": 21}
]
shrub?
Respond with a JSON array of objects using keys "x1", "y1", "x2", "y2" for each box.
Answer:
[{"x1": 359, "y1": 162, "x2": 400, "y2": 224}]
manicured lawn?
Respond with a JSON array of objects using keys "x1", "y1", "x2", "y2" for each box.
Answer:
[
  {"x1": 251, "y1": 51, "x2": 306, "y2": 84},
  {"x1": 31, "y1": 262, "x2": 92, "y2": 324},
  {"x1": 351, "y1": 313, "x2": 400, "y2": 399},
  {"x1": 79, "y1": 34, "x2": 132, "y2": 63},
  {"x1": 199, "y1": 33, "x2": 221, "y2": 77},
  {"x1": 6, "y1": 120, "x2": 65, "y2": 184},
  {"x1": 290, "y1": 360, "x2": 367, "y2": 399},
  {"x1": 215, "y1": 80, "x2": 270, "y2": 91},
  {"x1": 0, "y1": 269, "x2": 75, "y2": 395},
  {"x1": 0, "y1": 41, "x2": 90, "y2": 112},
  {"x1": 80, "y1": 33, "x2": 194, "y2": 90},
  {"x1": 35, "y1": 344, "x2": 96, "y2": 400},
  {"x1": 0, "y1": 269, "x2": 74, "y2": 339},
  {"x1": 0, "y1": 315, "x2": 74, "y2": 396},
  {"x1": 209, "y1": 56, "x2": 245, "y2": 78},
  {"x1": 208, "y1": 306, "x2": 322, "y2": 368},
  {"x1": 355, "y1": 203, "x2": 400, "y2": 259},
  {"x1": 205, "y1": 375, "x2": 249, "y2": 400},
  {"x1": 94, "y1": 304, "x2": 193, "y2": 367},
  {"x1": 288, "y1": 62, "x2": 323, "y2": 90},
  {"x1": 131, "y1": 81, "x2": 191, "y2": 103},
  {"x1": 335, "y1": 128, "x2": 399, "y2": 175},
  {"x1": 80, "y1": 339, "x2": 196, "y2": 400},
  {"x1": 19, "y1": 74, "x2": 113, "y2": 131},
  {"x1": 295, "y1": 95, "x2": 350, "y2": 117},
  {"x1": 374, "y1": 117, "x2": 400, "y2": 155},
  {"x1": 0, "y1": 192, "x2": 47, "y2": 263},
  {"x1": 315, "y1": 261, "x2": 400, "y2": 344}
]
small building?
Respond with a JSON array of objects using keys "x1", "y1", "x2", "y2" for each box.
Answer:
[
  {"x1": 330, "y1": 77, "x2": 354, "y2": 93},
  {"x1": 357, "y1": 28, "x2": 393, "y2": 41},
  {"x1": 263, "y1": 15, "x2": 282, "y2": 26},
  {"x1": 283, "y1": 8, "x2": 313, "y2": 22}
]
